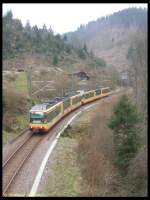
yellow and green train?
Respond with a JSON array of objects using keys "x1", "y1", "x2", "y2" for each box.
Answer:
[{"x1": 29, "y1": 87, "x2": 110, "y2": 133}]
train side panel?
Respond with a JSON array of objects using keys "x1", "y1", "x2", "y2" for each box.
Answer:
[
  {"x1": 70, "y1": 94, "x2": 82, "y2": 110},
  {"x1": 81, "y1": 90, "x2": 95, "y2": 104},
  {"x1": 62, "y1": 98, "x2": 72, "y2": 116},
  {"x1": 100, "y1": 87, "x2": 111, "y2": 97},
  {"x1": 30, "y1": 87, "x2": 111, "y2": 133}
]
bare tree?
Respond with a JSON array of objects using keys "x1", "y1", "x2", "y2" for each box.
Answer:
[{"x1": 128, "y1": 27, "x2": 147, "y2": 121}]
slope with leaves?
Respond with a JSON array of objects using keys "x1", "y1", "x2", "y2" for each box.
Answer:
[{"x1": 66, "y1": 7, "x2": 147, "y2": 71}]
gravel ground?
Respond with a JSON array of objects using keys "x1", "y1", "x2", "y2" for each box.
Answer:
[{"x1": 3, "y1": 130, "x2": 32, "y2": 164}]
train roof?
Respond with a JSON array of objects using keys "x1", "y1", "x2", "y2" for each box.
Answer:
[
  {"x1": 30, "y1": 104, "x2": 50, "y2": 111},
  {"x1": 64, "y1": 91, "x2": 80, "y2": 97},
  {"x1": 30, "y1": 88, "x2": 110, "y2": 112},
  {"x1": 88, "y1": 87, "x2": 109, "y2": 91},
  {"x1": 30, "y1": 96, "x2": 70, "y2": 112}
]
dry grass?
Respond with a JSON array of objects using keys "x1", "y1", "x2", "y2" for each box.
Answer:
[
  {"x1": 126, "y1": 144, "x2": 147, "y2": 196},
  {"x1": 41, "y1": 137, "x2": 82, "y2": 197},
  {"x1": 76, "y1": 95, "x2": 121, "y2": 196},
  {"x1": 3, "y1": 83, "x2": 28, "y2": 135},
  {"x1": 76, "y1": 89, "x2": 147, "y2": 196}
]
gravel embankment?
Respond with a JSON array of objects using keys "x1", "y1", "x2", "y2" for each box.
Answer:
[{"x1": 3, "y1": 130, "x2": 32, "y2": 164}]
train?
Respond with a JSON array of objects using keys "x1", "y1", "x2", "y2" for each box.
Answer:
[{"x1": 29, "y1": 87, "x2": 111, "y2": 133}]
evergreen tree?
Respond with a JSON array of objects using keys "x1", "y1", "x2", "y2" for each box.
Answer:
[
  {"x1": 108, "y1": 95, "x2": 141, "y2": 171},
  {"x1": 3, "y1": 10, "x2": 13, "y2": 21}
]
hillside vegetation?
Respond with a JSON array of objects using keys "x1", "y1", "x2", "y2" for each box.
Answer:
[
  {"x1": 3, "y1": 10, "x2": 106, "y2": 72},
  {"x1": 66, "y1": 7, "x2": 147, "y2": 70}
]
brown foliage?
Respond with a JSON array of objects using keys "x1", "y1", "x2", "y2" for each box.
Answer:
[
  {"x1": 126, "y1": 145, "x2": 147, "y2": 196},
  {"x1": 3, "y1": 84, "x2": 27, "y2": 114},
  {"x1": 5, "y1": 72, "x2": 17, "y2": 82},
  {"x1": 3, "y1": 112, "x2": 17, "y2": 132},
  {"x1": 3, "y1": 84, "x2": 28, "y2": 131},
  {"x1": 76, "y1": 90, "x2": 146, "y2": 196},
  {"x1": 129, "y1": 28, "x2": 147, "y2": 124},
  {"x1": 77, "y1": 102, "x2": 117, "y2": 196},
  {"x1": 127, "y1": 28, "x2": 147, "y2": 196}
]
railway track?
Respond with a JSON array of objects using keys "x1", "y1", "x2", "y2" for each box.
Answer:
[
  {"x1": 9, "y1": 127, "x2": 29, "y2": 144},
  {"x1": 3, "y1": 134, "x2": 44, "y2": 196}
]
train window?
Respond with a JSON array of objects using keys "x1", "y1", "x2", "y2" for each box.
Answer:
[
  {"x1": 30, "y1": 112, "x2": 44, "y2": 118},
  {"x1": 84, "y1": 92, "x2": 94, "y2": 99},
  {"x1": 72, "y1": 96, "x2": 82, "y2": 105},
  {"x1": 84, "y1": 93, "x2": 89, "y2": 99},
  {"x1": 63, "y1": 99, "x2": 70, "y2": 109},
  {"x1": 90, "y1": 92, "x2": 94, "y2": 97},
  {"x1": 46, "y1": 104, "x2": 52, "y2": 109},
  {"x1": 46, "y1": 105, "x2": 61, "y2": 121},
  {"x1": 95, "y1": 89, "x2": 101, "y2": 95},
  {"x1": 102, "y1": 88, "x2": 110, "y2": 94}
]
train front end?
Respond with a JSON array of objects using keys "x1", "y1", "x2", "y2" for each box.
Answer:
[{"x1": 29, "y1": 106, "x2": 49, "y2": 133}]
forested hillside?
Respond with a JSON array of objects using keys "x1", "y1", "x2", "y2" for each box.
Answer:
[
  {"x1": 3, "y1": 10, "x2": 106, "y2": 72},
  {"x1": 66, "y1": 7, "x2": 147, "y2": 70},
  {"x1": 3, "y1": 10, "x2": 69, "y2": 59}
]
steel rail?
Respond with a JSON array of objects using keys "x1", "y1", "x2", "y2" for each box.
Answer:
[
  {"x1": 9, "y1": 128, "x2": 30, "y2": 144},
  {"x1": 3, "y1": 134, "x2": 32, "y2": 168},
  {"x1": 3, "y1": 136, "x2": 43, "y2": 196}
]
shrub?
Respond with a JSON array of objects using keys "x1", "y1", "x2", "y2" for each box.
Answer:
[
  {"x1": 3, "y1": 84, "x2": 27, "y2": 115},
  {"x1": 3, "y1": 112, "x2": 17, "y2": 132},
  {"x1": 108, "y1": 95, "x2": 141, "y2": 171},
  {"x1": 5, "y1": 73, "x2": 17, "y2": 82},
  {"x1": 126, "y1": 145, "x2": 147, "y2": 196},
  {"x1": 3, "y1": 84, "x2": 28, "y2": 133}
]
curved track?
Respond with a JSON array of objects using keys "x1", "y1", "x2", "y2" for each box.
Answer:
[{"x1": 3, "y1": 134, "x2": 44, "y2": 196}]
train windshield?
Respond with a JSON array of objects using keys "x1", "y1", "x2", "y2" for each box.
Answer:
[
  {"x1": 30, "y1": 112, "x2": 48, "y2": 123},
  {"x1": 30, "y1": 112, "x2": 44, "y2": 119}
]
